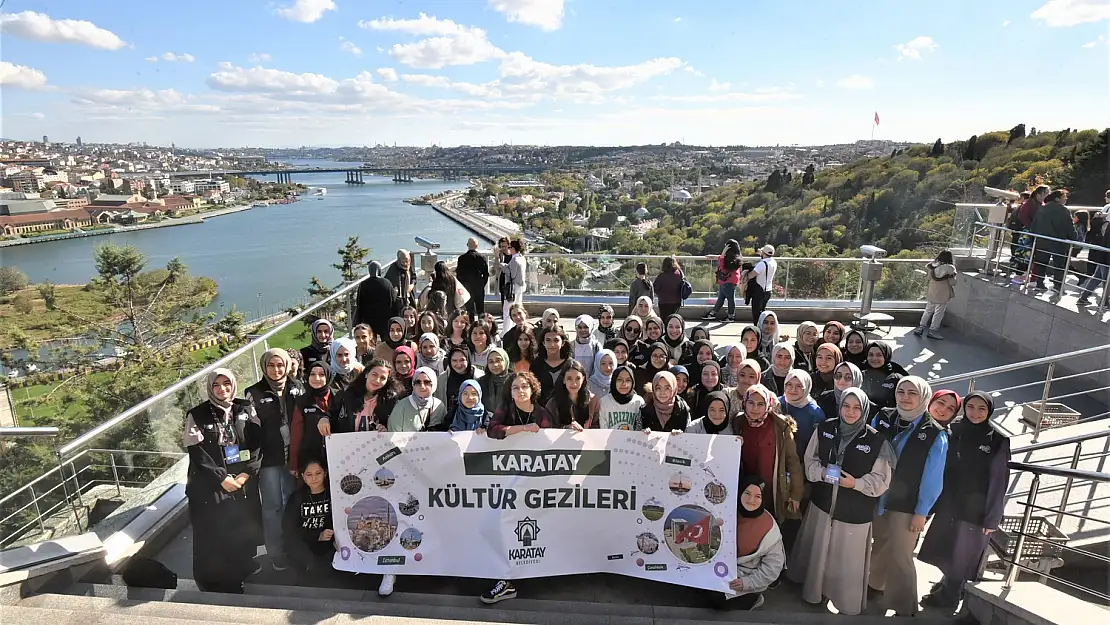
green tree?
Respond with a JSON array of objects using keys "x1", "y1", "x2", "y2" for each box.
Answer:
[
  {"x1": 332, "y1": 236, "x2": 370, "y2": 283},
  {"x1": 1058, "y1": 129, "x2": 1108, "y2": 205},
  {"x1": 12, "y1": 292, "x2": 33, "y2": 314},
  {"x1": 37, "y1": 281, "x2": 57, "y2": 311},
  {"x1": 214, "y1": 307, "x2": 248, "y2": 355},
  {"x1": 0, "y1": 266, "x2": 29, "y2": 295}
]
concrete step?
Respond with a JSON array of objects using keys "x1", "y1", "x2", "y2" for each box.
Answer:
[
  {"x1": 31, "y1": 581, "x2": 958, "y2": 625},
  {"x1": 1, "y1": 602, "x2": 253, "y2": 625}
]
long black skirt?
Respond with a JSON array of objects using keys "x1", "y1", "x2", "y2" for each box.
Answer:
[{"x1": 187, "y1": 480, "x2": 263, "y2": 592}]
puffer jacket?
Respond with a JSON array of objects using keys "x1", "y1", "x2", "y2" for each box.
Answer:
[{"x1": 732, "y1": 519, "x2": 785, "y2": 596}]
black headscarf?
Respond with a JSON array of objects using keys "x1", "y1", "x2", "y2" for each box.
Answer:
[
  {"x1": 444, "y1": 346, "x2": 476, "y2": 414},
  {"x1": 663, "y1": 314, "x2": 687, "y2": 349},
  {"x1": 609, "y1": 364, "x2": 637, "y2": 404},
  {"x1": 738, "y1": 474, "x2": 767, "y2": 518},
  {"x1": 703, "y1": 390, "x2": 731, "y2": 434},
  {"x1": 642, "y1": 342, "x2": 671, "y2": 378},
  {"x1": 865, "y1": 340, "x2": 893, "y2": 373},
  {"x1": 305, "y1": 361, "x2": 331, "y2": 400},
  {"x1": 843, "y1": 329, "x2": 869, "y2": 367},
  {"x1": 384, "y1": 317, "x2": 407, "y2": 349},
  {"x1": 953, "y1": 391, "x2": 997, "y2": 451},
  {"x1": 605, "y1": 337, "x2": 631, "y2": 365},
  {"x1": 688, "y1": 338, "x2": 716, "y2": 380},
  {"x1": 597, "y1": 305, "x2": 617, "y2": 341}
]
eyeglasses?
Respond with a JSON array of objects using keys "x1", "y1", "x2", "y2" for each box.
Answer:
[
  {"x1": 833, "y1": 373, "x2": 854, "y2": 381},
  {"x1": 413, "y1": 380, "x2": 432, "y2": 387}
]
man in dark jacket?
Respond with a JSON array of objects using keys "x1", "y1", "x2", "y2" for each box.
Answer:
[
  {"x1": 456, "y1": 238, "x2": 490, "y2": 318},
  {"x1": 1078, "y1": 212, "x2": 1108, "y2": 305},
  {"x1": 383, "y1": 249, "x2": 417, "y2": 315},
  {"x1": 1029, "y1": 190, "x2": 1077, "y2": 292},
  {"x1": 355, "y1": 261, "x2": 396, "y2": 340}
]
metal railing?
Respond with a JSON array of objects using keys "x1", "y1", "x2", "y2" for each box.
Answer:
[
  {"x1": 1000, "y1": 461, "x2": 1110, "y2": 603},
  {"x1": 931, "y1": 343, "x2": 1110, "y2": 442},
  {"x1": 966, "y1": 222, "x2": 1110, "y2": 314}
]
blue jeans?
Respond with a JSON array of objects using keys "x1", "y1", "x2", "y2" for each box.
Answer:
[
  {"x1": 259, "y1": 465, "x2": 295, "y2": 560},
  {"x1": 711, "y1": 283, "x2": 736, "y2": 317},
  {"x1": 1079, "y1": 263, "x2": 1109, "y2": 300}
]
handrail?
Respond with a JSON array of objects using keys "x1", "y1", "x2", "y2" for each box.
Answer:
[
  {"x1": 56, "y1": 273, "x2": 372, "y2": 458},
  {"x1": 930, "y1": 343, "x2": 1110, "y2": 386},
  {"x1": 438, "y1": 251, "x2": 930, "y2": 264},
  {"x1": 976, "y1": 221, "x2": 1110, "y2": 256},
  {"x1": 1006, "y1": 461, "x2": 1110, "y2": 482},
  {"x1": 0, "y1": 427, "x2": 59, "y2": 438},
  {"x1": 1011, "y1": 427, "x2": 1110, "y2": 454}
]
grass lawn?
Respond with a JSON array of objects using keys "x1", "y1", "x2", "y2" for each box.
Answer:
[
  {"x1": 0, "y1": 285, "x2": 114, "y2": 349},
  {"x1": 11, "y1": 371, "x2": 111, "y2": 425}
]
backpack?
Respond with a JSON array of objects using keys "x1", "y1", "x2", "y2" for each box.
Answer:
[
  {"x1": 122, "y1": 556, "x2": 178, "y2": 589},
  {"x1": 679, "y1": 278, "x2": 693, "y2": 300}
]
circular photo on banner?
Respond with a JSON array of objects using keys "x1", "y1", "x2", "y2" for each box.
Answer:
[
  {"x1": 347, "y1": 496, "x2": 398, "y2": 553},
  {"x1": 641, "y1": 497, "x2": 664, "y2": 521},
  {"x1": 668, "y1": 472, "x2": 692, "y2": 496},
  {"x1": 662, "y1": 504, "x2": 721, "y2": 565},
  {"x1": 399, "y1": 492, "x2": 420, "y2": 516},
  {"x1": 373, "y1": 467, "x2": 396, "y2": 489},
  {"x1": 704, "y1": 481, "x2": 727, "y2": 505},
  {"x1": 339, "y1": 474, "x2": 363, "y2": 496},
  {"x1": 400, "y1": 527, "x2": 423, "y2": 550},
  {"x1": 636, "y1": 532, "x2": 660, "y2": 555}
]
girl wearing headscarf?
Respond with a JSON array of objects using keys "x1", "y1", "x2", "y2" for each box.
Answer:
[
  {"x1": 536, "y1": 308, "x2": 561, "y2": 332},
  {"x1": 479, "y1": 347, "x2": 512, "y2": 414},
  {"x1": 449, "y1": 379, "x2": 493, "y2": 432},
  {"x1": 643, "y1": 315, "x2": 665, "y2": 344},
  {"x1": 662, "y1": 314, "x2": 690, "y2": 364},
  {"x1": 286, "y1": 348, "x2": 303, "y2": 382},
  {"x1": 244, "y1": 348, "x2": 304, "y2": 572},
  {"x1": 726, "y1": 359, "x2": 763, "y2": 418},
  {"x1": 375, "y1": 317, "x2": 412, "y2": 363},
  {"x1": 756, "y1": 311, "x2": 781, "y2": 361},
  {"x1": 670, "y1": 365, "x2": 692, "y2": 404},
  {"x1": 918, "y1": 392, "x2": 1010, "y2": 609},
  {"x1": 328, "y1": 337, "x2": 363, "y2": 394},
  {"x1": 793, "y1": 321, "x2": 821, "y2": 373},
  {"x1": 737, "y1": 384, "x2": 803, "y2": 524},
  {"x1": 842, "y1": 329, "x2": 869, "y2": 368},
  {"x1": 594, "y1": 305, "x2": 618, "y2": 344},
  {"x1": 761, "y1": 342, "x2": 796, "y2": 396},
  {"x1": 593, "y1": 365, "x2": 645, "y2": 430},
  {"x1": 633, "y1": 295, "x2": 655, "y2": 319},
  {"x1": 545, "y1": 360, "x2": 597, "y2": 429},
  {"x1": 685, "y1": 390, "x2": 732, "y2": 434},
  {"x1": 689, "y1": 326, "x2": 711, "y2": 343},
  {"x1": 388, "y1": 367, "x2": 447, "y2": 432},
  {"x1": 820, "y1": 321, "x2": 845, "y2": 350},
  {"x1": 740, "y1": 325, "x2": 770, "y2": 372},
  {"x1": 861, "y1": 341, "x2": 908, "y2": 410},
  {"x1": 868, "y1": 381, "x2": 956, "y2": 617},
  {"x1": 468, "y1": 321, "x2": 495, "y2": 370},
  {"x1": 606, "y1": 337, "x2": 631, "y2": 368},
  {"x1": 300, "y1": 318, "x2": 333, "y2": 373},
  {"x1": 436, "y1": 346, "x2": 484, "y2": 417},
  {"x1": 326, "y1": 359, "x2": 402, "y2": 435},
  {"x1": 416, "y1": 333, "x2": 445, "y2": 375},
  {"x1": 788, "y1": 388, "x2": 895, "y2": 616},
  {"x1": 817, "y1": 362, "x2": 863, "y2": 423},
  {"x1": 779, "y1": 369, "x2": 825, "y2": 461},
  {"x1": 690, "y1": 361, "x2": 724, "y2": 420},
  {"x1": 508, "y1": 324, "x2": 536, "y2": 372},
  {"x1": 634, "y1": 342, "x2": 671, "y2": 397},
  {"x1": 810, "y1": 343, "x2": 843, "y2": 397},
  {"x1": 183, "y1": 368, "x2": 263, "y2": 593},
  {"x1": 640, "y1": 370, "x2": 692, "y2": 433},
  {"x1": 683, "y1": 338, "x2": 718, "y2": 384},
  {"x1": 572, "y1": 314, "x2": 601, "y2": 376},
  {"x1": 712, "y1": 475, "x2": 785, "y2": 611},
  {"x1": 291, "y1": 361, "x2": 331, "y2": 473},
  {"x1": 621, "y1": 316, "x2": 649, "y2": 368},
  {"x1": 392, "y1": 345, "x2": 416, "y2": 394},
  {"x1": 588, "y1": 349, "x2": 616, "y2": 398},
  {"x1": 719, "y1": 344, "x2": 746, "y2": 388}
]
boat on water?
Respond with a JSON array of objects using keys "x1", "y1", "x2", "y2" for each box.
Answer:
[{"x1": 313, "y1": 188, "x2": 328, "y2": 198}]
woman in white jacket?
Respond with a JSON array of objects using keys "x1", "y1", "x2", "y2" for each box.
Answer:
[{"x1": 714, "y1": 474, "x2": 785, "y2": 611}]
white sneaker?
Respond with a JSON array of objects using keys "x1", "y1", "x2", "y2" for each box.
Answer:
[{"x1": 378, "y1": 574, "x2": 396, "y2": 597}]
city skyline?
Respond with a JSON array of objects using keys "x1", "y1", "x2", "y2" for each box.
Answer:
[{"x1": 2, "y1": 0, "x2": 1108, "y2": 148}]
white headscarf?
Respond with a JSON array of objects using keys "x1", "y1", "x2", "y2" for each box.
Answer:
[
  {"x1": 770, "y1": 341, "x2": 795, "y2": 377},
  {"x1": 783, "y1": 369, "x2": 813, "y2": 408},
  {"x1": 329, "y1": 337, "x2": 358, "y2": 376},
  {"x1": 895, "y1": 375, "x2": 933, "y2": 421},
  {"x1": 756, "y1": 311, "x2": 780, "y2": 354},
  {"x1": 410, "y1": 367, "x2": 438, "y2": 410}
]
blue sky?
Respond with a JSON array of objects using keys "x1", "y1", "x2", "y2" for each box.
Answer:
[{"x1": 1, "y1": 0, "x2": 1107, "y2": 147}]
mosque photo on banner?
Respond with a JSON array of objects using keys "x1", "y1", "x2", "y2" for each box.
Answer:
[
  {"x1": 399, "y1": 527, "x2": 423, "y2": 550},
  {"x1": 636, "y1": 532, "x2": 660, "y2": 555},
  {"x1": 662, "y1": 504, "x2": 722, "y2": 565},
  {"x1": 346, "y1": 496, "x2": 398, "y2": 553},
  {"x1": 704, "y1": 481, "x2": 727, "y2": 505}
]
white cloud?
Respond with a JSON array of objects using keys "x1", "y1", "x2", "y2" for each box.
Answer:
[
  {"x1": 207, "y1": 65, "x2": 340, "y2": 94},
  {"x1": 145, "y1": 56, "x2": 159, "y2": 63},
  {"x1": 0, "y1": 61, "x2": 48, "y2": 90},
  {"x1": 815, "y1": 79, "x2": 826, "y2": 88},
  {"x1": 654, "y1": 86, "x2": 800, "y2": 104},
  {"x1": 275, "y1": 0, "x2": 336, "y2": 23},
  {"x1": 248, "y1": 52, "x2": 272, "y2": 63},
  {"x1": 401, "y1": 73, "x2": 500, "y2": 97},
  {"x1": 684, "y1": 65, "x2": 705, "y2": 77},
  {"x1": 147, "y1": 52, "x2": 195, "y2": 63},
  {"x1": 1082, "y1": 34, "x2": 1107, "y2": 47},
  {"x1": 389, "y1": 31, "x2": 504, "y2": 68},
  {"x1": 488, "y1": 0, "x2": 565, "y2": 31},
  {"x1": 29, "y1": 112, "x2": 46, "y2": 120},
  {"x1": 359, "y1": 13, "x2": 471, "y2": 36},
  {"x1": 836, "y1": 74, "x2": 874, "y2": 89},
  {"x1": 673, "y1": 17, "x2": 683, "y2": 23},
  {"x1": 1032, "y1": 0, "x2": 1110, "y2": 26},
  {"x1": 339, "y1": 37, "x2": 362, "y2": 56},
  {"x1": 1002, "y1": 19, "x2": 1012, "y2": 26},
  {"x1": 708, "y1": 79, "x2": 731, "y2": 92},
  {"x1": 894, "y1": 36, "x2": 938, "y2": 61},
  {"x1": 498, "y1": 52, "x2": 683, "y2": 99},
  {"x1": 0, "y1": 10, "x2": 125, "y2": 50},
  {"x1": 376, "y1": 67, "x2": 398, "y2": 81}
]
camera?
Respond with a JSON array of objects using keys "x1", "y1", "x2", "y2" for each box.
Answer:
[
  {"x1": 984, "y1": 186, "x2": 1021, "y2": 201},
  {"x1": 860, "y1": 245, "x2": 887, "y2": 259},
  {"x1": 414, "y1": 236, "x2": 441, "y2": 251}
]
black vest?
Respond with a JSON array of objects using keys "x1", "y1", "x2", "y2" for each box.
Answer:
[
  {"x1": 874, "y1": 409, "x2": 943, "y2": 515},
  {"x1": 809, "y1": 418, "x2": 885, "y2": 525},
  {"x1": 942, "y1": 422, "x2": 1008, "y2": 525}
]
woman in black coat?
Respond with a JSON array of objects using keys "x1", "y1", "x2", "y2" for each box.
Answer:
[{"x1": 183, "y1": 368, "x2": 263, "y2": 593}]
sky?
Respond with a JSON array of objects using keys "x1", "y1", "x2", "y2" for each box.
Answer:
[{"x1": 1, "y1": 0, "x2": 1107, "y2": 148}]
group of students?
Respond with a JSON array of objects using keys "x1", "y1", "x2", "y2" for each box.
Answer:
[{"x1": 183, "y1": 277, "x2": 1009, "y2": 615}]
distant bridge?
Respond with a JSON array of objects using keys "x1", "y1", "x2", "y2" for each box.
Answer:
[{"x1": 167, "y1": 165, "x2": 547, "y2": 184}]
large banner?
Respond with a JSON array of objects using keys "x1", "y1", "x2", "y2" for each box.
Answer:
[{"x1": 327, "y1": 429, "x2": 741, "y2": 592}]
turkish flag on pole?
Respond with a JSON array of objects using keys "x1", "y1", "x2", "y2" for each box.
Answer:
[
  {"x1": 874, "y1": 112, "x2": 881, "y2": 126},
  {"x1": 674, "y1": 515, "x2": 711, "y2": 545}
]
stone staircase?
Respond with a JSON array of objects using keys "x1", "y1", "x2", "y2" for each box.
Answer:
[{"x1": 4, "y1": 580, "x2": 961, "y2": 625}]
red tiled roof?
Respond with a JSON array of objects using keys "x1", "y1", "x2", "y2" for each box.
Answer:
[{"x1": 0, "y1": 208, "x2": 93, "y2": 226}]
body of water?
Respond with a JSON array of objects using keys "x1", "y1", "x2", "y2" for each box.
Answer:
[{"x1": 1, "y1": 161, "x2": 473, "y2": 318}]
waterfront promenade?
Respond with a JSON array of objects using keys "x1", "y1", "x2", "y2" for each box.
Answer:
[{"x1": 423, "y1": 193, "x2": 520, "y2": 243}]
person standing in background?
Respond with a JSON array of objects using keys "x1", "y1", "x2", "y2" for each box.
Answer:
[
  {"x1": 456, "y1": 238, "x2": 490, "y2": 319},
  {"x1": 628, "y1": 262, "x2": 655, "y2": 316},
  {"x1": 1029, "y1": 190, "x2": 1078, "y2": 293},
  {"x1": 502, "y1": 238, "x2": 527, "y2": 336},
  {"x1": 914, "y1": 251, "x2": 957, "y2": 339},
  {"x1": 354, "y1": 261, "x2": 396, "y2": 342},
  {"x1": 384, "y1": 249, "x2": 417, "y2": 314},
  {"x1": 748, "y1": 245, "x2": 778, "y2": 322},
  {"x1": 653, "y1": 256, "x2": 685, "y2": 320},
  {"x1": 703, "y1": 240, "x2": 743, "y2": 322}
]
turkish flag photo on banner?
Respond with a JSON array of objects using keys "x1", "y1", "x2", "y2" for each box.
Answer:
[{"x1": 674, "y1": 515, "x2": 711, "y2": 545}]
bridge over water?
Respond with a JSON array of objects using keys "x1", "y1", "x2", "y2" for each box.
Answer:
[{"x1": 169, "y1": 165, "x2": 547, "y2": 184}]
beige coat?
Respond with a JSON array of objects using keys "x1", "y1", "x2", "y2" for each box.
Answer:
[{"x1": 925, "y1": 262, "x2": 956, "y2": 304}]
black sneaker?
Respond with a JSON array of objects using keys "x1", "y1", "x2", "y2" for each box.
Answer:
[
  {"x1": 480, "y1": 580, "x2": 516, "y2": 604},
  {"x1": 725, "y1": 315, "x2": 736, "y2": 323},
  {"x1": 1077, "y1": 297, "x2": 1091, "y2": 306},
  {"x1": 745, "y1": 594, "x2": 765, "y2": 610},
  {"x1": 700, "y1": 312, "x2": 716, "y2": 320}
]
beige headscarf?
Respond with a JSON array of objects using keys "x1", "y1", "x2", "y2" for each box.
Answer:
[
  {"x1": 260, "y1": 348, "x2": 291, "y2": 394},
  {"x1": 206, "y1": 367, "x2": 237, "y2": 409}
]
